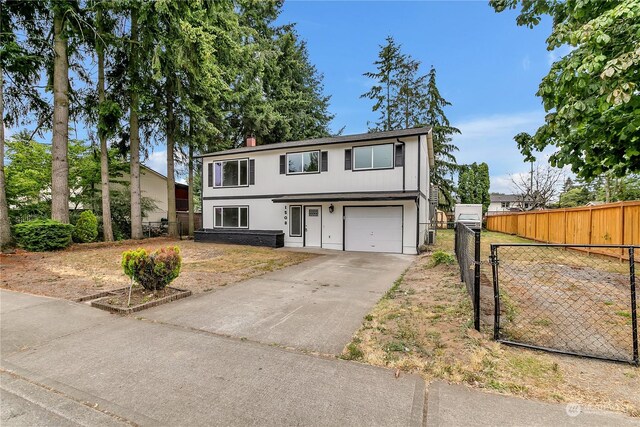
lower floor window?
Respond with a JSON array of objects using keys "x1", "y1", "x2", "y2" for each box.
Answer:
[{"x1": 214, "y1": 206, "x2": 248, "y2": 228}]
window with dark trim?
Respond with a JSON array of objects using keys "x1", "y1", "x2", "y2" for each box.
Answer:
[
  {"x1": 214, "y1": 206, "x2": 249, "y2": 228},
  {"x1": 213, "y1": 159, "x2": 248, "y2": 187},
  {"x1": 290, "y1": 205, "x2": 302, "y2": 236},
  {"x1": 353, "y1": 144, "x2": 394, "y2": 170},
  {"x1": 287, "y1": 151, "x2": 319, "y2": 174}
]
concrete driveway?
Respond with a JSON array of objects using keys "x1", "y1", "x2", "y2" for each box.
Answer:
[{"x1": 142, "y1": 250, "x2": 413, "y2": 354}]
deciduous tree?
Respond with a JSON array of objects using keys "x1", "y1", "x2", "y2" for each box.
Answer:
[{"x1": 492, "y1": 0, "x2": 640, "y2": 179}]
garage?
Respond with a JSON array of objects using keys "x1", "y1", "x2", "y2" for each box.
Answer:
[{"x1": 344, "y1": 206, "x2": 403, "y2": 253}]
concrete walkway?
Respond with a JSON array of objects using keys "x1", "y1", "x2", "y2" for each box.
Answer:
[
  {"x1": 142, "y1": 250, "x2": 414, "y2": 354},
  {"x1": 426, "y1": 382, "x2": 639, "y2": 427},
  {"x1": 1, "y1": 287, "x2": 424, "y2": 426}
]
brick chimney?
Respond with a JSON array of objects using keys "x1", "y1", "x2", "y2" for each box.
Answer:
[{"x1": 246, "y1": 136, "x2": 256, "y2": 147}]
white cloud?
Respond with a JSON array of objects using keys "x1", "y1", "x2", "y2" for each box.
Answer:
[
  {"x1": 521, "y1": 55, "x2": 531, "y2": 70},
  {"x1": 451, "y1": 110, "x2": 552, "y2": 193},
  {"x1": 143, "y1": 150, "x2": 167, "y2": 176},
  {"x1": 490, "y1": 172, "x2": 530, "y2": 194}
]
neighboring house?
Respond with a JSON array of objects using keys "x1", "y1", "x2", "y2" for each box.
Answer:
[
  {"x1": 115, "y1": 165, "x2": 189, "y2": 223},
  {"x1": 487, "y1": 193, "x2": 533, "y2": 214},
  {"x1": 196, "y1": 127, "x2": 435, "y2": 255}
]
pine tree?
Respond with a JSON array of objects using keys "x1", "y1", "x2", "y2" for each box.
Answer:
[
  {"x1": 424, "y1": 67, "x2": 460, "y2": 210},
  {"x1": 361, "y1": 36, "x2": 404, "y2": 131},
  {"x1": 362, "y1": 38, "x2": 460, "y2": 209}
]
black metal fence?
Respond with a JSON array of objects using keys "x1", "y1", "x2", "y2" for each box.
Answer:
[
  {"x1": 490, "y1": 244, "x2": 639, "y2": 365},
  {"x1": 454, "y1": 223, "x2": 481, "y2": 331}
]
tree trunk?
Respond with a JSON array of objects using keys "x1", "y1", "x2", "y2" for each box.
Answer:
[
  {"x1": 188, "y1": 140, "x2": 194, "y2": 237},
  {"x1": 97, "y1": 9, "x2": 114, "y2": 241},
  {"x1": 51, "y1": 9, "x2": 70, "y2": 223},
  {"x1": 129, "y1": 7, "x2": 142, "y2": 239},
  {"x1": 0, "y1": 65, "x2": 13, "y2": 252},
  {"x1": 166, "y1": 79, "x2": 177, "y2": 238}
]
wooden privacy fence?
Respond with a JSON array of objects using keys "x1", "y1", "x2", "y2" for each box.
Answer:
[{"x1": 486, "y1": 201, "x2": 640, "y2": 260}]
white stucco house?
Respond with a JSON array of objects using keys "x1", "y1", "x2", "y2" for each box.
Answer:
[{"x1": 196, "y1": 127, "x2": 435, "y2": 255}]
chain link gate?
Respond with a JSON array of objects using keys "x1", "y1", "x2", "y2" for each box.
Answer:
[{"x1": 490, "y1": 244, "x2": 639, "y2": 365}]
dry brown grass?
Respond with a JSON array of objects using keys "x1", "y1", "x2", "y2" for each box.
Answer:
[
  {"x1": 0, "y1": 238, "x2": 314, "y2": 300},
  {"x1": 342, "y1": 229, "x2": 640, "y2": 417}
]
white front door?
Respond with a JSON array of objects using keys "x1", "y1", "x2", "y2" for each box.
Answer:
[{"x1": 304, "y1": 206, "x2": 322, "y2": 248}]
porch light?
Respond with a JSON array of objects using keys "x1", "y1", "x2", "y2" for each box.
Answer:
[{"x1": 329, "y1": 204, "x2": 335, "y2": 213}]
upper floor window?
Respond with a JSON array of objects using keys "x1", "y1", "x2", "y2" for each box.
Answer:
[
  {"x1": 214, "y1": 159, "x2": 248, "y2": 187},
  {"x1": 287, "y1": 151, "x2": 319, "y2": 174},
  {"x1": 353, "y1": 144, "x2": 393, "y2": 170}
]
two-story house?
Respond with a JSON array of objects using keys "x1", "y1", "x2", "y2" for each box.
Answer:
[
  {"x1": 195, "y1": 127, "x2": 434, "y2": 255},
  {"x1": 487, "y1": 193, "x2": 534, "y2": 215}
]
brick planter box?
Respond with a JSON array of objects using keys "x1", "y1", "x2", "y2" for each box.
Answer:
[
  {"x1": 195, "y1": 229, "x2": 284, "y2": 248},
  {"x1": 90, "y1": 287, "x2": 192, "y2": 314}
]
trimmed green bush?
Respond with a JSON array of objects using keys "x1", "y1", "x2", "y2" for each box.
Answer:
[
  {"x1": 13, "y1": 219, "x2": 74, "y2": 252},
  {"x1": 431, "y1": 250, "x2": 455, "y2": 266},
  {"x1": 122, "y1": 246, "x2": 182, "y2": 291},
  {"x1": 73, "y1": 210, "x2": 98, "y2": 243}
]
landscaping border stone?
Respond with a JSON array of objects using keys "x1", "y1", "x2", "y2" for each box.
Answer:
[
  {"x1": 74, "y1": 287, "x2": 130, "y2": 303},
  {"x1": 90, "y1": 287, "x2": 192, "y2": 314}
]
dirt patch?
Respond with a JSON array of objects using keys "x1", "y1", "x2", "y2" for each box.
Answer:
[
  {"x1": 0, "y1": 238, "x2": 315, "y2": 300},
  {"x1": 90, "y1": 286, "x2": 191, "y2": 314},
  {"x1": 342, "y1": 230, "x2": 640, "y2": 417}
]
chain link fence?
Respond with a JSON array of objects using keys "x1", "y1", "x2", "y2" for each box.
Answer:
[
  {"x1": 454, "y1": 223, "x2": 481, "y2": 331},
  {"x1": 143, "y1": 221, "x2": 183, "y2": 239},
  {"x1": 490, "y1": 244, "x2": 639, "y2": 365}
]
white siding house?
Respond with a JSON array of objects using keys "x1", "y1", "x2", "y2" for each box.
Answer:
[
  {"x1": 487, "y1": 193, "x2": 533, "y2": 215},
  {"x1": 197, "y1": 127, "x2": 435, "y2": 255}
]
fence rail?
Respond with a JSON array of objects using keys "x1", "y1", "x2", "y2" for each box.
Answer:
[
  {"x1": 454, "y1": 223, "x2": 481, "y2": 331},
  {"x1": 490, "y1": 243, "x2": 639, "y2": 365},
  {"x1": 486, "y1": 201, "x2": 640, "y2": 261}
]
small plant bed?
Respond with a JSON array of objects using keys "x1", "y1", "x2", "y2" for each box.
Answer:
[{"x1": 91, "y1": 286, "x2": 191, "y2": 314}]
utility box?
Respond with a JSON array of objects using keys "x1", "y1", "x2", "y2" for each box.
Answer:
[{"x1": 454, "y1": 204, "x2": 482, "y2": 229}]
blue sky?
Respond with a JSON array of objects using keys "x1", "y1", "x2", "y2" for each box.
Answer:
[
  {"x1": 276, "y1": 0, "x2": 558, "y2": 192},
  {"x1": 7, "y1": 1, "x2": 562, "y2": 193}
]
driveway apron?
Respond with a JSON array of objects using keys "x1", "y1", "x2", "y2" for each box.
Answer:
[{"x1": 141, "y1": 250, "x2": 413, "y2": 354}]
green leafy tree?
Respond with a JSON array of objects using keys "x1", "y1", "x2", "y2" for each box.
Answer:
[
  {"x1": 4, "y1": 133, "x2": 52, "y2": 216},
  {"x1": 457, "y1": 162, "x2": 491, "y2": 213},
  {"x1": 492, "y1": 0, "x2": 640, "y2": 179}
]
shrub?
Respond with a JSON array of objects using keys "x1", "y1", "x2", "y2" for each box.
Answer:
[
  {"x1": 431, "y1": 250, "x2": 455, "y2": 266},
  {"x1": 13, "y1": 219, "x2": 74, "y2": 252},
  {"x1": 122, "y1": 246, "x2": 182, "y2": 291},
  {"x1": 73, "y1": 210, "x2": 98, "y2": 243}
]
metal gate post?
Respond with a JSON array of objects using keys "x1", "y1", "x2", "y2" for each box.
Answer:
[
  {"x1": 490, "y1": 245, "x2": 500, "y2": 341},
  {"x1": 630, "y1": 247, "x2": 638, "y2": 365},
  {"x1": 474, "y1": 229, "x2": 481, "y2": 331}
]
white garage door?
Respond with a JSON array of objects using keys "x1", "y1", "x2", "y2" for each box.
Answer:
[{"x1": 345, "y1": 207, "x2": 403, "y2": 253}]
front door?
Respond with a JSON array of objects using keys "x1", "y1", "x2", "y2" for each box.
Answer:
[{"x1": 304, "y1": 206, "x2": 322, "y2": 248}]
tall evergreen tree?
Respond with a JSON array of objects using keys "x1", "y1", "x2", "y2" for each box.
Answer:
[
  {"x1": 362, "y1": 38, "x2": 460, "y2": 209},
  {"x1": 458, "y1": 162, "x2": 491, "y2": 213},
  {"x1": 361, "y1": 36, "x2": 404, "y2": 131},
  {"x1": 424, "y1": 67, "x2": 460, "y2": 210}
]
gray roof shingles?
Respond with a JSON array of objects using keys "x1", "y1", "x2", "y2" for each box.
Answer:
[{"x1": 198, "y1": 126, "x2": 432, "y2": 158}]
